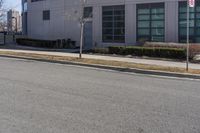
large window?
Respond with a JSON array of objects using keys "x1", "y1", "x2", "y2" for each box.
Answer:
[
  {"x1": 102, "y1": 5, "x2": 125, "y2": 43},
  {"x1": 22, "y1": 0, "x2": 28, "y2": 35},
  {"x1": 43, "y1": 10, "x2": 50, "y2": 21},
  {"x1": 137, "y1": 3, "x2": 165, "y2": 42},
  {"x1": 84, "y1": 7, "x2": 93, "y2": 18},
  {"x1": 22, "y1": 0, "x2": 27, "y2": 12},
  {"x1": 31, "y1": 0, "x2": 44, "y2": 2},
  {"x1": 179, "y1": 1, "x2": 200, "y2": 43}
]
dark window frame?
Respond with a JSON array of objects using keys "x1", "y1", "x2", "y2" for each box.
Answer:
[
  {"x1": 31, "y1": 0, "x2": 44, "y2": 2},
  {"x1": 102, "y1": 5, "x2": 125, "y2": 43},
  {"x1": 136, "y1": 3, "x2": 165, "y2": 42},
  {"x1": 43, "y1": 10, "x2": 50, "y2": 21},
  {"x1": 178, "y1": 1, "x2": 200, "y2": 43},
  {"x1": 84, "y1": 7, "x2": 93, "y2": 18}
]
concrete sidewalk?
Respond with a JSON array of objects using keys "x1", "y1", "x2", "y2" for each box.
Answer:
[{"x1": 0, "y1": 49, "x2": 199, "y2": 70}]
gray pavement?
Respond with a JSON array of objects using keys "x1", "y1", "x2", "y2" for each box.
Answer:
[{"x1": 0, "y1": 57, "x2": 200, "y2": 133}]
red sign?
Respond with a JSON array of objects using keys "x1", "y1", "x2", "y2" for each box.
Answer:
[{"x1": 189, "y1": 0, "x2": 195, "y2": 7}]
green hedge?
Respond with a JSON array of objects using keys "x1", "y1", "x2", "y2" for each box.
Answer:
[
  {"x1": 16, "y1": 38, "x2": 76, "y2": 49},
  {"x1": 16, "y1": 38, "x2": 58, "y2": 48},
  {"x1": 108, "y1": 46, "x2": 186, "y2": 59}
]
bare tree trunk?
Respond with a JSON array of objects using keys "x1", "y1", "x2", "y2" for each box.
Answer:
[{"x1": 79, "y1": 0, "x2": 86, "y2": 59}]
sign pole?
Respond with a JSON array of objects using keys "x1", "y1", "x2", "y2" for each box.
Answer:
[
  {"x1": 186, "y1": 0, "x2": 195, "y2": 71},
  {"x1": 186, "y1": 0, "x2": 190, "y2": 71}
]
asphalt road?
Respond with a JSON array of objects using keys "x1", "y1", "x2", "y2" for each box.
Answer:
[{"x1": 0, "y1": 57, "x2": 200, "y2": 133}]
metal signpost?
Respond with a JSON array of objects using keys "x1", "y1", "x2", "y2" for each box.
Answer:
[{"x1": 186, "y1": 0, "x2": 195, "y2": 71}]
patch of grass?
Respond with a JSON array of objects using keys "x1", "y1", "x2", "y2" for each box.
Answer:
[{"x1": 0, "y1": 51, "x2": 199, "y2": 75}]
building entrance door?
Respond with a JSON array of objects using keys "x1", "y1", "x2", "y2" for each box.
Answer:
[{"x1": 84, "y1": 21, "x2": 93, "y2": 49}]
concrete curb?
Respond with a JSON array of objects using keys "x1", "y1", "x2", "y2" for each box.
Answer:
[{"x1": 0, "y1": 54, "x2": 200, "y2": 80}]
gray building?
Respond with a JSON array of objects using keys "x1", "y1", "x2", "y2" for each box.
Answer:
[
  {"x1": 22, "y1": 0, "x2": 200, "y2": 48},
  {"x1": 7, "y1": 9, "x2": 22, "y2": 33}
]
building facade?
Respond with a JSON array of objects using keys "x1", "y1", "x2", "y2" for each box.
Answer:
[
  {"x1": 22, "y1": 0, "x2": 200, "y2": 48},
  {"x1": 7, "y1": 9, "x2": 22, "y2": 33}
]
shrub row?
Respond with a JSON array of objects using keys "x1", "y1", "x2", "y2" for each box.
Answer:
[
  {"x1": 16, "y1": 38, "x2": 76, "y2": 49},
  {"x1": 92, "y1": 48, "x2": 109, "y2": 54},
  {"x1": 108, "y1": 46, "x2": 186, "y2": 59},
  {"x1": 189, "y1": 44, "x2": 200, "y2": 57},
  {"x1": 143, "y1": 42, "x2": 186, "y2": 49},
  {"x1": 143, "y1": 42, "x2": 200, "y2": 58}
]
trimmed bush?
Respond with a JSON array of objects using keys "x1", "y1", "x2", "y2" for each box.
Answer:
[
  {"x1": 16, "y1": 38, "x2": 57, "y2": 48},
  {"x1": 189, "y1": 44, "x2": 200, "y2": 58},
  {"x1": 108, "y1": 46, "x2": 186, "y2": 59},
  {"x1": 92, "y1": 48, "x2": 109, "y2": 54},
  {"x1": 144, "y1": 42, "x2": 200, "y2": 58},
  {"x1": 16, "y1": 38, "x2": 76, "y2": 49},
  {"x1": 143, "y1": 42, "x2": 186, "y2": 49}
]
